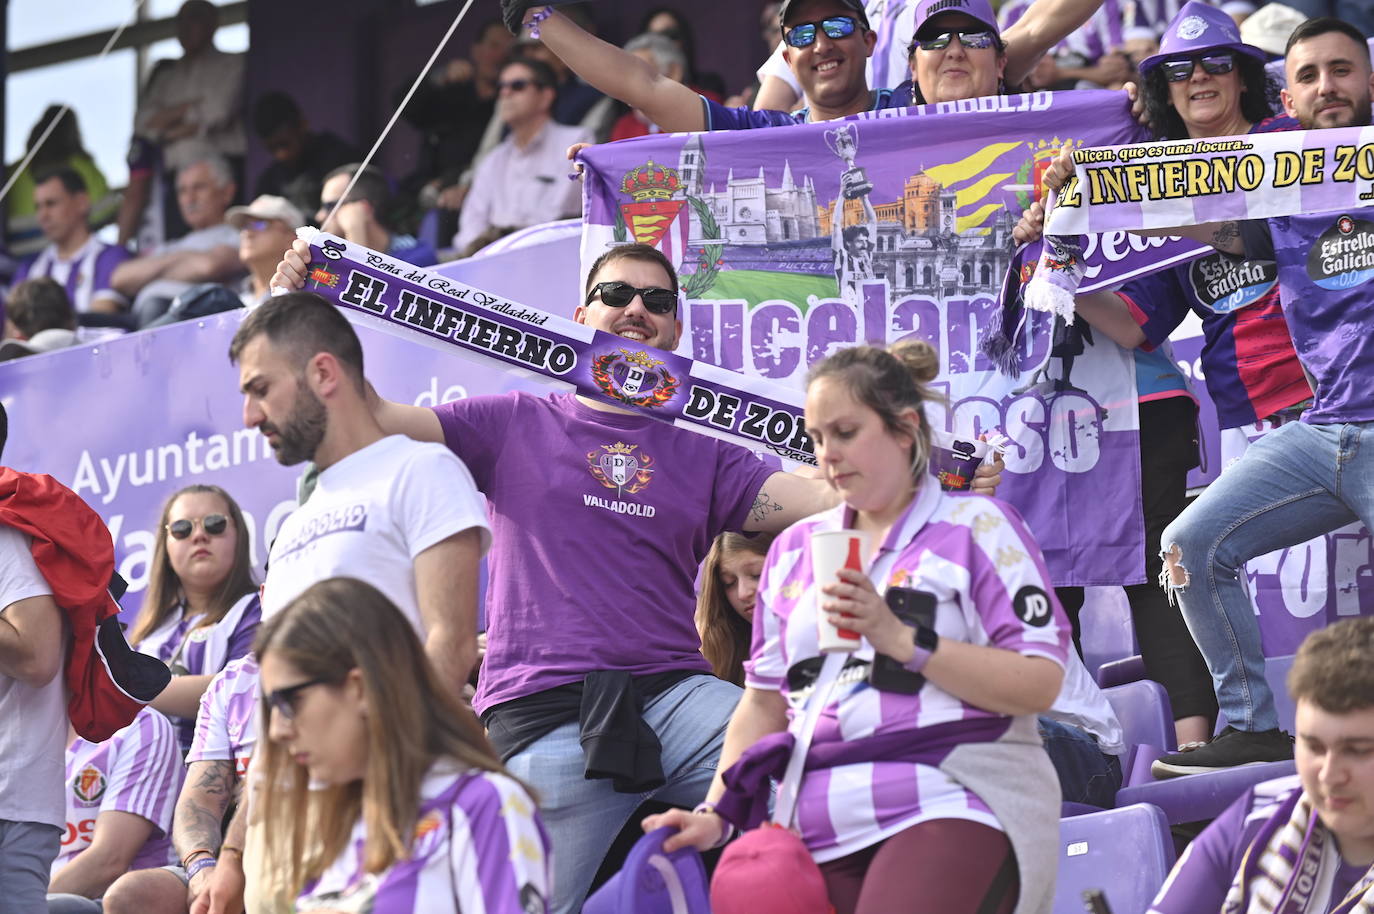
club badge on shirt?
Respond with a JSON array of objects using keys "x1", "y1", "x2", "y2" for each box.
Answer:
[
  {"x1": 72, "y1": 764, "x2": 107, "y2": 804},
  {"x1": 591, "y1": 348, "x2": 679, "y2": 408},
  {"x1": 586, "y1": 442, "x2": 655, "y2": 496}
]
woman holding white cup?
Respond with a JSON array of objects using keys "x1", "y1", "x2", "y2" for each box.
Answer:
[{"x1": 647, "y1": 340, "x2": 1070, "y2": 914}]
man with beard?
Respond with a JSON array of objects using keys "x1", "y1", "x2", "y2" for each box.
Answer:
[
  {"x1": 1035, "y1": 17, "x2": 1374, "y2": 774},
  {"x1": 228, "y1": 292, "x2": 490, "y2": 696}
]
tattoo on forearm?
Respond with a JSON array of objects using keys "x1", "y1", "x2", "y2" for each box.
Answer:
[
  {"x1": 750, "y1": 490, "x2": 783, "y2": 523},
  {"x1": 174, "y1": 761, "x2": 235, "y2": 857},
  {"x1": 1210, "y1": 221, "x2": 1240, "y2": 251}
]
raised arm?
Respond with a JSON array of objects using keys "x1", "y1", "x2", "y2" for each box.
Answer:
[
  {"x1": 1000, "y1": 0, "x2": 1105, "y2": 86},
  {"x1": 1074, "y1": 290, "x2": 1147, "y2": 349},
  {"x1": 518, "y1": 10, "x2": 707, "y2": 133}
]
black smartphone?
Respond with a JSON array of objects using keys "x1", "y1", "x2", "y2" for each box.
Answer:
[
  {"x1": 1082, "y1": 890, "x2": 1113, "y2": 914},
  {"x1": 868, "y1": 587, "x2": 937, "y2": 694}
]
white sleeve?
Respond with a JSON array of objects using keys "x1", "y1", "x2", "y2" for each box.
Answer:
[
  {"x1": 756, "y1": 42, "x2": 802, "y2": 96},
  {"x1": 393, "y1": 445, "x2": 492, "y2": 559},
  {"x1": 0, "y1": 527, "x2": 52, "y2": 610},
  {"x1": 100, "y1": 711, "x2": 181, "y2": 834},
  {"x1": 186, "y1": 668, "x2": 232, "y2": 762}
]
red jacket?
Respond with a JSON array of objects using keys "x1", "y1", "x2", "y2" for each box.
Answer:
[{"x1": 0, "y1": 468, "x2": 168, "y2": 740}]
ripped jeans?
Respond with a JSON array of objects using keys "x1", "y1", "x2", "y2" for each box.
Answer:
[{"x1": 1159, "y1": 420, "x2": 1374, "y2": 733}]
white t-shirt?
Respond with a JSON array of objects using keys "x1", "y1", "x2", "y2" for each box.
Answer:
[
  {"x1": 1046, "y1": 650, "x2": 1127, "y2": 757},
  {"x1": 262, "y1": 435, "x2": 490, "y2": 634},
  {"x1": 0, "y1": 525, "x2": 66, "y2": 828}
]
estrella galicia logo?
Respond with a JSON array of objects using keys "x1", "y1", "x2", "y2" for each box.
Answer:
[
  {"x1": 590, "y1": 347, "x2": 679, "y2": 408},
  {"x1": 1188, "y1": 253, "x2": 1277, "y2": 313},
  {"x1": 1307, "y1": 215, "x2": 1374, "y2": 291}
]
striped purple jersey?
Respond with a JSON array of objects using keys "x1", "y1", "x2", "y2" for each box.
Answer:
[
  {"x1": 299, "y1": 762, "x2": 551, "y2": 914},
  {"x1": 52, "y1": 707, "x2": 182, "y2": 877},
  {"x1": 187, "y1": 654, "x2": 260, "y2": 782},
  {"x1": 12, "y1": 237, "x2": 132, "y2": 313},
  {"x1": 745, "y1": 484, "x2": 1069, "y2": 862},
  {"x1": 138, "y1": 594, "x2": 260, "y2": 753}
]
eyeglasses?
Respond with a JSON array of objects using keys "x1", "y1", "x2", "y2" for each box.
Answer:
[
  {"x1": 167, "y1": 513, "x2": 229, "y2": 540},
  {"x1": 783, "y1": 15, "x2": 860, "y2": 49},
  {"x1": 317, "y1": 199, "x2": 341, "y2": 215},
  {"x1": 1160, "y1": 53, "x2": 1236, "y2": 82},
  {"x1": 265, "y1": 677, "x2": 331, "y2": 722},
  {"x1": 499, "y1": 78, "x2": 543, "y2": 93},
  {"x1": 912, "y1": 29, "x2": 998, "y2": 52},
  {"x1": 585, "y1": 281, "x2": 678, "y2": 315},
  {"x1": 242, "y1": 219, "x2": 273, "y2": 232}
]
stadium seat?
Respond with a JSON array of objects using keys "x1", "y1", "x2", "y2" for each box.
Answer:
[
  {"x1": 1080, "y1": 589, "x2": 1138, "y2": 686},
  {"x1": 583, "y1": 826, "x2": 711, "y2": 914},
  {"x1": 1097, "y1": 654, "x2": 1146, "y2": 689},
  {"x1": 1054, "y1": 803, "x2": 1175, "y2": 914}
]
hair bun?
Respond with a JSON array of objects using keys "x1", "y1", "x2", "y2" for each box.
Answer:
[{"x1": 890, "y1": 339, "x2": 939, "y2": 384}]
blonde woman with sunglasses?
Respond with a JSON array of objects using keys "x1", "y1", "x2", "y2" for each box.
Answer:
[{"x1": 128, "y1": 484, "x2": 260, "y2": 753}]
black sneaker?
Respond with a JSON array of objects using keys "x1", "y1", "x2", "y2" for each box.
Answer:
[{"x1": 1150, "y1": 726, "x2": 1295, "y2": 779}]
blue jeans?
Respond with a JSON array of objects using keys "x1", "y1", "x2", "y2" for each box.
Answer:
[
  {"x1": 0, "y1": 820, "x2": 61, "y2": 914},
  {"x1": 1038, "y1": 717, "x2": 1122, "y2": 808},
  {"x1": 502, "y1": 674, "x2": 740, "y2": 914},
  {"x1": 1160, "y1": 421, "x2": 1374, "y2": 732}
]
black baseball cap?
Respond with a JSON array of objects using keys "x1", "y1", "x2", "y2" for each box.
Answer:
[{"x1": 778, "y1": 0, "x2": 871, "y2": 30}]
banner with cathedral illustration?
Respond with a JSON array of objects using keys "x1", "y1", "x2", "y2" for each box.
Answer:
[{"x1": 579, "y1": 90, "x2": 1182, "y2": 587}]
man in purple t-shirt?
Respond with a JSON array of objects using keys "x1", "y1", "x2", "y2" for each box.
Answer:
[
  {"x1": 1086, "y1": 18, "x2": 1374, "y2": 776},
  {"x1": 12, "y1": 168, "x2": 132, "y2": 316},
  {"x1": 275, "y1": 238, "x2": 850, "y2": 912},
  {"x1": 1148, "y1": 617, "x2": 1374, "y2": 913}
]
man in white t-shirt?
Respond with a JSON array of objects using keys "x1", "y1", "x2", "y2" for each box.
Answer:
[
  {"x1": 0, "y1": 409, "x2": 70, "y2": 913},
  {"x1": 228, "y1": 291, "x2": 490, "y2": 691}
]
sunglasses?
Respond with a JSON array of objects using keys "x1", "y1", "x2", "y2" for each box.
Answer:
[
  {"x1": 265, "y1": 677, "x2": 331, "y2": 722},
  {"x1": 1160, "y1": 53, "x2": 1236, "y2": 82},
  {"x1": 912, "y1": 29, "x2": 998, "y2": 52},
  {"x1": 783, "y1": 15, "x2": 859, "y2": 49},
  {"x1": 499, "y1": 78, "x2": 543, "y2": 93},
  {"x1": 242, "y1": 218, "x2": 273, "y2": 232},
  {"x1": 585, "y1": 281, "x2": 678, "y2": 315},
  {"x1": 167, "y1": 513, "x2": 229, "y2": 540}
]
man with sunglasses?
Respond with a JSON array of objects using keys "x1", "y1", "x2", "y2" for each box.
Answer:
[
  {"x1": 316, "y1": 163, "x2": 437, "y2": 268},
  {"x1": 503, "y1": 0, "x2": 1103, "y2": 133},
  {"x1": 454, "y1": 56, "x2": 590, "y2": 257},
  {"x1": 225, "y1": 194, "x2": 305, "y2": 309}
]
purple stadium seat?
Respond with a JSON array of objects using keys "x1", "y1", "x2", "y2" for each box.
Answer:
[
  {"x1": 583, "y1": 826, "x2": 711, "y2": 914},
  {"x1": 1104, "y1": 679, "x2": 1177, "y2": 755},
  {"x1": 1081, "y1": 589, "x2": 1138, "y2": 686},
  {"x1": 1097, "y1": 654, "x2": 1147, "y2": 689},
  {"x1": 1054, "y1": 803, "x2": 1176, "y2": 914}
]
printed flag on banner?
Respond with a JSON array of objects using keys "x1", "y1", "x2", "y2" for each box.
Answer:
[{"x1": 579, "y1": 90, "x2": 1198, "y2": 586}]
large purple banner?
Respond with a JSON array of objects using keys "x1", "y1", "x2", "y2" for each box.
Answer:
[{"x1": 579, "y1": 90, "x2": 1178, "y2": 586}]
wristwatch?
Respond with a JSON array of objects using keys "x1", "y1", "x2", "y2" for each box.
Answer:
[{"x1": 902, "y1": 624, "x2": 939, "y2": 674}]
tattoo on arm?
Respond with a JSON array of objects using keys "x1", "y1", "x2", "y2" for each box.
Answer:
[
  {"x1": 750, "y1": 490, "x2": 784, "y2": 523},
  {"x1": 173, "y1": 760, "x2": 235, "y2": 858},
  {"x1": 1210, "y1": 221, "x2": 1241, "y2": 253}
]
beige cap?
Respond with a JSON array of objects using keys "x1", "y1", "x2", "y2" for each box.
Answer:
[
  {"x1": 225, "y1": 195, "x2": 306, "y2": 230},
  {"x1": 1239, "y1": 3, "x2": 1305, "y2": 57}
]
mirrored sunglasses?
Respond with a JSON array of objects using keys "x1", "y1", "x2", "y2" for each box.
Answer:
[
  {"x1": 585, "y1": 281, "x2": 678, "y2": 315},
  {"x1": 913, "y1": 29, "x2": 997, "y2": 52},
  {"x1": 1161, "y1": 53, "x2": 1236, "y2": 82},
  {"x1": 167, "y1": 513, "x2": 229, "y2": 540},
  {"x1": 783, "y1": 15, "x2": 859, "y2": 49}
]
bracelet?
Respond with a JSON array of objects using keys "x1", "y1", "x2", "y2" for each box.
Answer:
[
  {"x1": 220, "y1": 844, "x2": 243, "y2": 858},
  {"x1": 692, "y1": 802, "x2": 737, "y2": 848},
  {"x1": 902, "y1": 625, "x2": 939, "y2": 674},
  {"x1": 525, "y1": 5, "x2": 554, "y2": 39},
  {"x1": 180, "y1": 848, "x2": 215, "y2": 868},
  {"x1": 185, "y1": 856, "x2": 217, "y2": 879}
]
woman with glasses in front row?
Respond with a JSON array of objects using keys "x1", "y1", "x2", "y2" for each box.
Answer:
[{"x1": 128, "y1": 484, "x2": 260, "y2": 753}]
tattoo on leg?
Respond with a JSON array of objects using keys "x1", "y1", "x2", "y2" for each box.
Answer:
[{"x1": 750, "y1": 490, "x2": 783, "y2": 523}]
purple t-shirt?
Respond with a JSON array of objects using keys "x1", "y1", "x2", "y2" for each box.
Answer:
[
  {"x1": 701, "y1": 89, "x2": 897, "y2": 131},
  {"x1": 1148, "y1": 774, "x2": 1371, "y2": 913},
  {"x1": 13, "y1": 238, "x2": 133, "y2": 313},
  {"x1": 432, "y1": 392, "x2": 775, "y2": 712},
  {"x1": 1251, "y1": 207, "x2": 1374, "y2": 425}
]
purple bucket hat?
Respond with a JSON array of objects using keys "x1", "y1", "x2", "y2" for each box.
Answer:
[
  {"x1": 1138, "y1": 1, "x2": 1268, "y2": 74},
  {"x1": 912, "y1": 0, "x2": 1000, "y2": 40}
]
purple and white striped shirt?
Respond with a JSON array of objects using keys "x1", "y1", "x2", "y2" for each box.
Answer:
[
  {"x1": 300, "y1": 762, "x2": 551, "y2": 914},
  {"x1": 138, "y1": 594, "x2": 260, "y2": 753},
  {"x1": 51, "y1": 707, "x2": 182, "y2": 877},
  {"x1": 187, "y1": 654, "x2": 260, "y2": 782},
  {"x1": 12, "y1": 237, "x2": 132, "y2": 313},
  {"x1": 744, "y1": 484, "x2": 1069, "y2": 862}
]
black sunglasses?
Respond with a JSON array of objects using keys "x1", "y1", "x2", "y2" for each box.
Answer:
[
  {"x1": 585, "y1": 281, "x2": 678, "y2": 315},
  {"x1": 1160, "y1": 53, "x2": 1236, "y2": 82},
  {"x1": 912, "y1": 29, "x2": 998, "y2": 52},
  {"x1": 783, "y1": 15, "x2": 859, "y2": 49},
  {"x1": 167, "y1": 513, "x2": 229, "y2": 540},
  {"x1": 265, "y1": 677, "x2": 332, "y2": 722},
  {"x1": 499, "y1": 78, "x2": 544, "y2": 93}
]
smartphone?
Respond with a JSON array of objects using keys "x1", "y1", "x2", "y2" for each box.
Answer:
[
  {"x1": 1082, "y1": 890, "x2": 1113, "y2": 914},
  {"x1": 868, "y1": 587, "x2": 937, "y2": 694}
]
